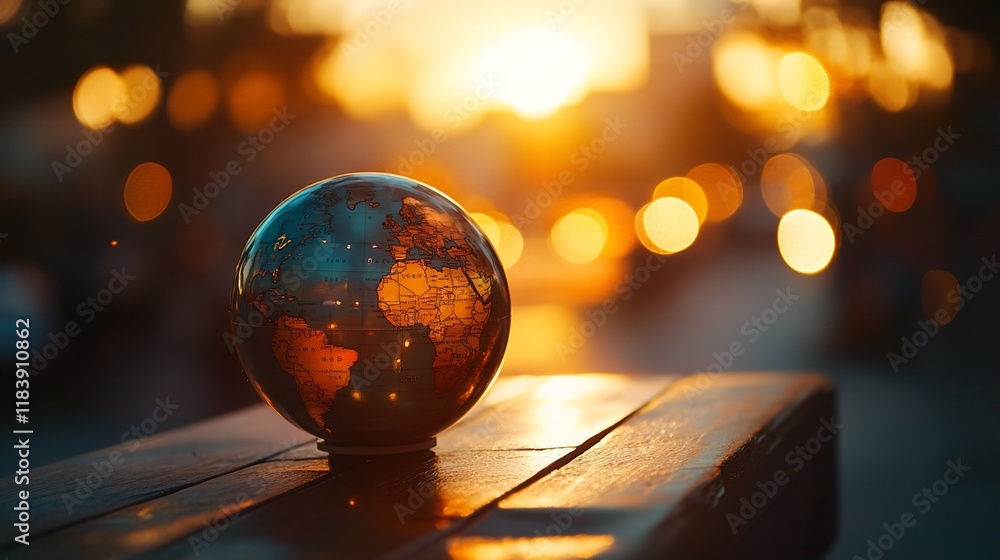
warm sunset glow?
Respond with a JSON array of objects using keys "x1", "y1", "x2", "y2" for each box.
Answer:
[
  {"x1": 505, "y1": 304, "x2": 578, "y2": 371},
  {"x1": 551, "y1": 210, "x2": 607, "y2": 265},
  {"x1": 777, "y1": 209, "x2": 835, "y2": 274},
  {"x1": 296, "y1": 2, "x2": 649, "y2": 130},
  {"x1": 476, "y1": 27, "x2": 590, "y2": 118},
  {"x1": 778, "y1": 52, "x2": 830, "y2": 111},
  {"x1": 653, "y1": 177, "x2": 708, "y2": 225},
  {"x1": 73, "y1": 66, "x2": 125, "y2": 130},
  {"x1": 871, "y1": 158, "x2": 917, "y2": 212},
  {"x1": 167, "y1": 70, "x2": 220, "y2": 130},
  {"x1": 686, "y1": 163, "x2": 743, "y2": 223},
  {"x1": 124, "y1": 163, "x2": 172, "y2": 222},
  {"x1": 639, "y1": 197, "x2": 699, "y2": 254}
]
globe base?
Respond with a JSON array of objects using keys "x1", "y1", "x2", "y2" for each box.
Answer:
[{"x1": 317, "y1": 437, "x2": 437, "y2": 456}]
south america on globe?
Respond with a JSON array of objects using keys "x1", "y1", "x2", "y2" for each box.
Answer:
[{"x1": 230, "y1": 173, "x2": 511, "y2": 453}]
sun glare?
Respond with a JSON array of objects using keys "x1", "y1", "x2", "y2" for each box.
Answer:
[{"x1": 476, "y1": 27, "x2": 590, "y2": 119}]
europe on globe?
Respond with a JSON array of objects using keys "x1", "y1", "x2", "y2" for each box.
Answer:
[{"x1": 230, "y1": 173, "x2": 511, "y2": 453}]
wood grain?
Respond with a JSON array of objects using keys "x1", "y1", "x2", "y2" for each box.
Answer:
[
  {"x1": 3, "y1": 373, "x2": 838, "y2": 560},
  {"x1": 407, "y1": 373, "x2": 837, "y2": 559},
  {"x1": 137, "y1": 374, "x2": 675, "y2": 559},
  {"x1": 0, "y1": 405, "x2": 315, "y2": 544}
]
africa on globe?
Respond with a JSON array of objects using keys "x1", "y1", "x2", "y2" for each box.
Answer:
[{"x1": 230, "y1": 173, "x2": 511, "y2": 453}]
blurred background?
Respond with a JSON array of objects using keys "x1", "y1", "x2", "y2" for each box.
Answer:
[{"x1": 1, "y1": 0, "x2": 998, "y2": 557}]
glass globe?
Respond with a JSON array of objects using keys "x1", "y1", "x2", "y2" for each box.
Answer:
[{"x1": 230, "y1": 173, "x2": 511, "y2": 453}]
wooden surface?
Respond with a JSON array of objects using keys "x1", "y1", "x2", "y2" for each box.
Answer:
[{"x1": 1, "y1": 373, "x2": 838, "y2": 559}]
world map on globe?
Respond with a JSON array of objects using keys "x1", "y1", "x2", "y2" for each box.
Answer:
[{"x1": 231, "y1": 174, "x2": 510, "y2": 446}]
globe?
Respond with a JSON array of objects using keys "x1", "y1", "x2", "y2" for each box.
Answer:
[{"x1": 230, "y1": 173, "x2": 511, "y2": 454}]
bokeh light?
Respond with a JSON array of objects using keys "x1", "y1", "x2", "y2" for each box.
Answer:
[
  {"x1": 777, "y1": 209, "x2": 835, "y2": 274},
  {"x1": 761, "y1": 153, "x2": 826, "y2": 216},
  {"x1": 584, "y1": 197, "x2": 635, "y2": 258},
  {"x1": 550, "y1": 210, "x2": 607, "y2": 265},
  {"x1": 227, "y1": 70, "x2": 286, "y2": 133},
  {"x1": 495, "y1": 222, "x2": 524, "y2": 269},
  {"x1": 470, "y1": 213, "x2": 501, "y2": 247},
  {"x1": 652, "y1": 177, "x2": 708, "y2": 225},
  {"x1": 167, "y1": 70, "x2": 220, "y2": 130},
  {"x1": 921, "y1": 269, "x2": 961, "y2": 326},
  {"x1": 685, "y1": 163, "x2": 743, "y2": 223},
  {"x1": 73, "y1": 66, "x2": 125, "y2": 130},
  {"x1": 871, "y1": 158, "x2": 917, "y2": 212},
  {"x1": 639, "y1": 197, "x2": 700, "y2": 254},
  {"x1": 0, "y1": 0, "x2": 22, "y2": 25},
  {"x1": 470, "y1": 212, "x2": 524, "y2": 270},
  {"x1": 867, "y1": 59, "x2": 916, "y2": 112},
  {"x1": 880, "y1": 2, "x2": 953, "y2": 91},
  {"x1": 778, "y1": 52, "x2": 830, "y2": 111},
  {"x1": 751, "y1": 0, "x2": 802, "y2": 26},
  {"x1": 123, "y1": 162, "x2": 172, "y2": 222},
  {"x1": 116, "y1": 65, "x2": 163, "y2": 125},
  {"x1": 712, "y1": 31, "x2": 782, "y2": 110}
]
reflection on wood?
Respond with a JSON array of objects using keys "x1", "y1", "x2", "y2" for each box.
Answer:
[{"x1": 0, "y1": 373, "x2": 837, "y2": 560}]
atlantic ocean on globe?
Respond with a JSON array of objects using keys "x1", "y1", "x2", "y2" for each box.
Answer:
[{"x1": 230, "y1": 173, "x2": 511, "y2": 454}]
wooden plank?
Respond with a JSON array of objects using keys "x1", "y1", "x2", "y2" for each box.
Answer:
[
  {"x1": 438, "y1": 374, "x2": 670, "y2": 452},
  {"x1": 136, "y1": 374, "x2": 675, "y2": 560},
  {"x1": 407, "y1": 373, "x2": 837, "y2": 559},
  {"x1": 0, "y1": 374, "x2": 549, "y2": 557},
  {"x1": 6, "y1": 450, "x2": 333, "y2": 560},
  {"x1": 145, "y1": 449, "x2": 573, "y2": 560},
  {"x1": 0, "y1": 405, "x2": 316, "y2": 544}
]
